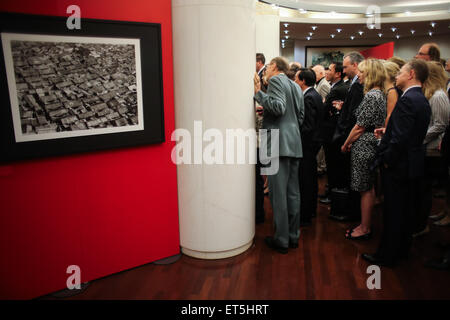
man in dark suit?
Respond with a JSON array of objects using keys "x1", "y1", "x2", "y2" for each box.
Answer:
[
  {"x1": 318, "y1": 61, "x2": 349, "y2": 204},
  {"x1": 328, "y1": 52, "x2": 364, "y2": 221},
  {"x1": 362, "y1": 59, "x2": 431, "y2": 267},
  {"x1": 254, "y1": 57, "x2": 304, "y2": 254},
  {"x1": 295, "y1": 68, "x2": 324, "y2": 226},
  {"x1": 256, "y1": 53, "x2": 267, "y2": 93}
]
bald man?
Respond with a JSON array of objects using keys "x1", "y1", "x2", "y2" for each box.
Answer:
[
  {"x1": 312, "y1": 64, "x2": 331, "y2": 102},
  {"x1": 415, "y1": 42, "x2": 441, "y2": 62}
]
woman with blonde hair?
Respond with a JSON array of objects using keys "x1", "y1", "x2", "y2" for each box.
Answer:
[
  {"x1": 415, "y1": 61, "x2": 450, "y2": 234},
  {"x1": 341, "y1": 58, "x2": 387, "y2": 240},
  {"x1": 383, "y1": 61, "x2": 400, "y2": 126}
]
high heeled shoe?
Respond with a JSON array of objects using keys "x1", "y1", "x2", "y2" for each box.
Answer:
[{"x1": 346, "y1": 230, "x2": 372, "y2": 240}]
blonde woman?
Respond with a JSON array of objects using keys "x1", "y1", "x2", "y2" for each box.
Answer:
[
  {"x1": 383, "y1": 61, "x2": 400, "y2": 126},
  {"x1": 415, "y1": 61, "x2": 450, "y2": 234},
  {"x1": 341, "y1": 59, "x2": 387, "y2": 240}
]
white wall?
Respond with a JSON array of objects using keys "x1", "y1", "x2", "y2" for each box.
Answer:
[
  {"x1": 256, "y1": 14, "x2": 280, "y2": 64},
  {"x1": 394, "y1": 34, "x2": 450, "y2": 61}
]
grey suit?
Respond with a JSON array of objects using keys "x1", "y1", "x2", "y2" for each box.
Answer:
[
  {"x1": 315, "y1": 77, "x2": 331, "y2": 102},
  {"x1": 255, "y1": 73, "x2": 304, "y2": 248}
]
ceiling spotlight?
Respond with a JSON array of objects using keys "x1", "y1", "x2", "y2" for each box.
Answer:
[
  {"x1": 331, "y1": 34, "x2": 335, "y2": 38},
  {"x1": 411, "y1": 29, "x2": 415, "y2": 34},
  {"x1": 431, "y1": 22, "x2": 436, "y2": 28},
  {"x1": 337, "y1": 28, "x2": 342, "y2": 33},
  {"x1": 284, "y1": 23, "x2": 289, "y2": 28},
  {"x1": 306, "y1": 36, "x2": 311, "y2": 40},
  {"x1": 368, "y1": 24, "x2": 375, "y2": 30},
  {"x1": 428, "y1": 31, "x2": 433, "y2": 36},
  {"x1": 378, "y1": 33, "x2": 383, "y2": 37},
  {"x1": 284, "y1": 30, "x2": 289, "y2": 34},
  {"x1": 309, "y1": 32, "x2": 313, "y2": 36},
  {"x1": 350, "y1": 36, "x2": 355, "y2": 40},
  {"x1": 396, "y1": 35, "x2": 400, "y2": 39},
  {"x1": 281, "y1": 39, "x2": 286, "y2": 42},
  {"x1": 312, "y1": 26, "x2": 317, "y2": 30},
  {"x1": 358, "y1": 31, "x2": 364, "y2": 35},
  {"x1": 285, "y1": 35, "x2": 289, "y2": 39},
  {"x1": 391, "y1": 27, "x2": 397, "y2": 32}
]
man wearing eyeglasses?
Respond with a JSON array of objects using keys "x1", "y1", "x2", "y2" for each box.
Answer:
[{"x1": 415, "y1": 43, "x2": 441, "y2": 62}]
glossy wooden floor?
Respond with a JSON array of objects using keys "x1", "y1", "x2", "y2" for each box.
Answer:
[{"x1": 43, "y1": 176, "x2": 450, "y2": 300}]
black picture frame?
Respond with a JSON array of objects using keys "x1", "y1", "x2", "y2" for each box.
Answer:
[
  {"x1": 305, "y1": 45, "x2": 371, "y2": 67},
  {"x1": 0, "y1": 12, "x2": 165, "y2": 162}
]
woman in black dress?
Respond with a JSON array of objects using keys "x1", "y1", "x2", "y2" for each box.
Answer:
[{"x1": 341, "y1": 59, "x2": 387, "y2": 240}]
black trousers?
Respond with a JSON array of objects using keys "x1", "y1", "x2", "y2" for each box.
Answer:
[
  {"x1": 328, "y1": 137, "x2": 351, "y2": 189},
  {"x1": 255, "y1": 148, "x2": 265, "y2": 223},
  {"x1": 376, "y1": 167, "x2": 422, "y2": 264},
  {"x1": 415, "y1": 156, "x2": 444, "y2": 233},
  {"x1": 299, "y1": 145, "x2": 320, "y2": 223}
]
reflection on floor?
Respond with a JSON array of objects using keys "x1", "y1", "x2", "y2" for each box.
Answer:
[{"x1": 41, "y1": 176, "x2": 450, "y2": 300}]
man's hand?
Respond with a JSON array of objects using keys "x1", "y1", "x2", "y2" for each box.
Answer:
[
  {"x1": 254, "y1": 72, "x2": 261, "y2": 94},
  {"x1": 374, "y1": 127, "x2": 386, "y2": 139},
  {"x1": 256, "y1": 105, "x2": 264, "y2": 115}
]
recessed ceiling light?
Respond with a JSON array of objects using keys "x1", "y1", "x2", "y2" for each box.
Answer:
[
  {"x1": 431, "y1": 22, "x2": 436, "y2": 28},
  {"x1": 428, "y1": 31, "x2": 433, "y2": 36},
  {"x1": 284, "y1": 23, "x2": 289, "y2": 28},
  {"x1": 284, "y1": 30, "x2": 289, "y2": 34},
  {"x1": 330, "y1": 34, "x2": 335, "y2": 38},
  {"x1": 411, "y1": 29, "x2": 415, "y2": 34},
  {"x1": 358, "y1": 31, "x2": 364, "y2": 35},
  {"x1": 312, "y1": 26, "x2": 317, "y2": 30},
  {"x1": 368, "y1": 24, "x2": 375, "y2": 30},
  {"x1": 306, "y1": 36, "x2": 311, "y2": 41},
  {"x1": 396, "y1": 35, "x2": 400, "y2": 39},
  {"x1": 391, "y1": 27, "x2": 397, "y2": 32},
  {"x1": 350, "y1": 36, "x2": 355, "y2": 40},
  {"x1": 285, "y1": 35, "x2": 289, "y2": 39},
  {"x1": 337, "y1": 28, "x2": 342, "y2": 33},
  {"x1": 378, "y1": 33, "x2": 383, "y2": 37},
  {"x1": 309, "y1": 32, "x2": 313, "y2": 36}
]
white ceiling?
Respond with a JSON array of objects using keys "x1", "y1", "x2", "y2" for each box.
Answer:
[{"x1": 264, "y1": 0, "x2": 450, "y2": 14}]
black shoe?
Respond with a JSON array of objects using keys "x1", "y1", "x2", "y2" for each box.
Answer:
[
  {"x1": 289, "y1": 241, "x2": 299, "y2": 249},
  {"x1": 424, "y1": 257, "x2": 450, "y2": 270},
  {"x1": 300, "y1": 220, "x2": 312, "y2": 227},
  {"x1": 264, "y1": 237, "x2": 288, "y2": 254},
  {"x1": 361, "y1": 253, "x2": 394, "y2": 267},
  {"x1": 319, "y1": 197, "x2": 331, "y2": 204}
]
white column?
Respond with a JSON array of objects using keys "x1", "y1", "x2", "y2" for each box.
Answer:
[
  {"x1": 172, "y1": 0, "x2": 256, "y2": 259},
  {"x1": 256, "y1": 14, "x2": 280, "y2": 63}
]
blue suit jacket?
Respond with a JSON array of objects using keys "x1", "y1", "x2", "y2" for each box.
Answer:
[{"x1": 377, "y1": 86, "x2": 431, "y2": 179}]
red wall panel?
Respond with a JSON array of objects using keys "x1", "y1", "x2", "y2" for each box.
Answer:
[
  {"x1": 360, "y1": 42, "x2": 395, "y2": 60},
  {"x1": 0, "y1": 0, "x2": 179, "y2": 299}
]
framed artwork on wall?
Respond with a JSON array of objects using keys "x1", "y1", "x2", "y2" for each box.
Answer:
[
  {"x1": 305, "y1": 46, "x2": 371, "y2": 68},
  {"x1": 0, "y1": 12, "x2": 165, "y2": 162}
]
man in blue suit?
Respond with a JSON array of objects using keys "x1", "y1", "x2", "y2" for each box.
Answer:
[
  {"x1": 362, "y1": 59, "x2": 431, "y2": 267},
  {"x1": 254, "y1": 57, "x2": 304, "y2": 254}
]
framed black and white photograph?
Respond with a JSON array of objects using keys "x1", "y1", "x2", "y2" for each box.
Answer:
[
  {"x1": 306, "y1": 46, "x2": 370, "y2": 67},
  {"x1": 0, "y1": 13, "x2": 165, "y2": 162}
]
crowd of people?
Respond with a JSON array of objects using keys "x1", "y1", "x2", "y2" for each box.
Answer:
[{"x1": 253, "y1": 42, "x2": 450, "y2": 269}]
